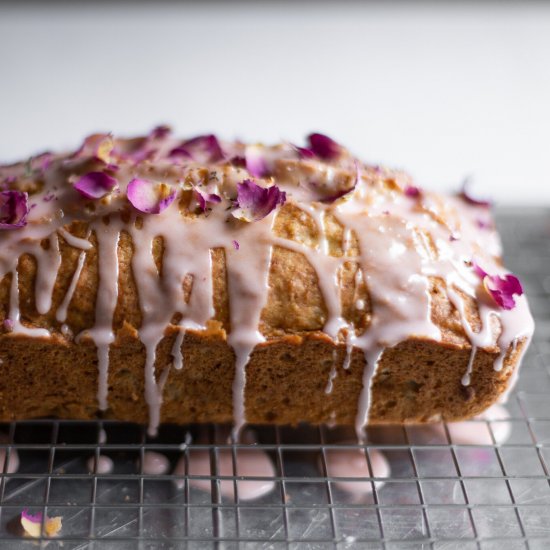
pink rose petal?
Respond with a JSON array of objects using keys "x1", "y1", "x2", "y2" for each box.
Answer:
[
  {"x1": 232, "y1": 240, "x2": 240, "y2": 250},
  {"x1": 405, "y1": 185, "x2": 421, "y2": 198},
  {"x1": 307, "y1": 133, "x2": 341, "y2": 160},
  {"x1": 150, "y1": 125, "x2": 172, "y2": 139},
  {"x1": 0, "y1": 190, "x2": 29, "y2": 229},
  {"x1": 473, "y1": 261, "x2": 523, "y2": 310},
  {"x1": 193, "y1": 187, "x2": 222, "y2": 212},
  {"x1": 178, "y1": 134, "x2": 224, "y2": 163},
  {"x1": 460, "y1": 178, "x2": 492, "y2": 207},
  {"x1": 74, "y1": 172, "x2": 118, "y2": 200},
  {"x1": 232, "y1": 179, "x2": 286, "y2": 222},
  {"x1": 127, "y1": 178, "x2": 176, "y2": 214},
  {"x1": 292, "y1": 144, "x2": 316, "y2": 159},
  {"x1": 74, "y1": 133, "x2": 114, "y2": 164},
  {"x1": 21, "y1": 509, "x2": 62, "y2": 538},
  {"x1": 245, "y1": 145, "x2": 269, "y2": 178}
]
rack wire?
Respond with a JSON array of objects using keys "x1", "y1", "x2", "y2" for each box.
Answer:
[{"x1": 0, "y1": 208, "x2": 549, "y2": 549}]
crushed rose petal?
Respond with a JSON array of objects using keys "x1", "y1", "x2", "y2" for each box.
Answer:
[
  {"x1": 0, "y1": 190, "x2": 29, "y2": 229},
  {"x1": 476, "y1": 218, "x2": 492, "y2": 229},
  {"x1": 473, "y1": 262, "x2": 523, "y2": 310},
  {"x1": 74, "y1": 133, "x2": 114, "y2": 164},
  {"x1": 127, "y1": 178, "x2": 176, "y2": 214},
  {"x1": 150, "y1": 125, "x2": 172, "y2": 139},
  {"x1": 460, "y1": 178, "x2": 492, "y2": 207},
  {"x1": 21, "y1": 509, "x2": 62, "y2": 538},
  {"x1": 229, "y1": 155, "x2": 246, "y2": 167},
  {"x1": 3, "y1": 319, "x2": 14, "y2": 331},
  {"x1": 245, "y1": 145, "x2": 269, "y2": 178},
  {"x1": 178, "y1": 134, "x2": 224, "y2": 163},
  {"x1": 232, "y1": 179, "x2": 286, "y2": 222},
  {"x1": 74, "y1": 172, "x2": 118, "y2": 200},
  {"x1": 404, "y1": 185, "x2": 421, "y2": 198},
  {"x1": 292, "y1": 144, "x2": 316, "y2": 159},
  {"x1": 307, "y1": 133, "x2": 341, "y2": 160},
  {"x1": 193, "y1": 187, "x2": 222, "y2": 212},
  {"x1": 232, "y1": 240, "x2": 240, "y2": 250},
  {"x1": 168, "y1": 147, "x2": 193, "y2": 160}
]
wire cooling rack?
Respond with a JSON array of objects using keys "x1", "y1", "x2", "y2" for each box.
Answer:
[{"x1": 0, "y1": 207, "x2": 549, "y2": 550}]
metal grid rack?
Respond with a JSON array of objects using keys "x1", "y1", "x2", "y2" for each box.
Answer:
[{"x1": 0, "y1": 208, "x2": 549, "y2": 549}]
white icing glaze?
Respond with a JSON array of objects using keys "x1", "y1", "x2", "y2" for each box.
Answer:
[{"x1": 0, "y1": 132, "x2": 534, "y2": 440}]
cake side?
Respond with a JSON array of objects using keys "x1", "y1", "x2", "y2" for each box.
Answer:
[{"x1": 0, "y1": 129, "x2": 534, "y2": 437}]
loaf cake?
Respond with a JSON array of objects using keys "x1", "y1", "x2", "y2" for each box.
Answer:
[{"x1": 0, "y1": 128, "x2": 534, "y2": 439}]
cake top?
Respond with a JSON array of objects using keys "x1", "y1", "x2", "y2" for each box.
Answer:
[{"x1": 0, "y1": 127, "x2": 534, "y2": 438}]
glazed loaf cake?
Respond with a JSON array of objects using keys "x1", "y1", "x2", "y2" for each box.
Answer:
[{"x1": 0, "y1": 129, "x2": 534, "y2": 438}]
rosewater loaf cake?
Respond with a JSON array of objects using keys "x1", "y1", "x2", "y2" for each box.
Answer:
[{"x1": 0, "y1": 129, "x2": 534, "y2": 438}]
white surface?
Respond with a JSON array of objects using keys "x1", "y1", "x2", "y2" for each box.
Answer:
[{"x1": 1, "y1": 2, "x2": 549, "y2": 204}]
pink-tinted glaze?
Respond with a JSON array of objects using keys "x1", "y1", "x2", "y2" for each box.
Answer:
[
  {"x1": 0, "y1": 132, "x2": 534, "y2": 440},
  {"x1": 173, "y1": 446, "x2": 275, "y2": 500},
  {"x1": 322, "y1": 445, "x2": 389, "y2": 496},
  {"x1": 86, "y1": 455, "x2": 114, "y2": 474},
  {"x1": 142, "y1": 451, "x2": 170, "y2": 475}
]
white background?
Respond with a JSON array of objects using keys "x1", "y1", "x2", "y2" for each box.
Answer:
[{"x1": 1, "y1": 1, "x2": 549, "y2": 204}]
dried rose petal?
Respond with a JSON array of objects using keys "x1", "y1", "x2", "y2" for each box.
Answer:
[
  {"x1": 232, "y1": 179, "x2": 286, "y2": 222},
  {"x1": 404, "y1": 185, "x2": 421, "y2": 198},
  {"x1": 232, "y1": 240, "x2": 240, "y2": 250},
  {"x1": 21, "y1": 509, "x2": 62, "y2": 538},
  {"x1": 460, "y1": 179, "x2": 492, "y2": 207},
  {"x1": 127, "y1": 178, "x2": 176, "y2": 214},
  {"x1": 3, "y1": 319, "x2": 14, "y2": 331},
  {"x1": 230, "y1": 156, "x2": 246, "y2": 167},
  {"x1": 74, "y1": 133, "x2": 114, "y2": 164},
  {"x1": 74, "y1": 172, "x2": 118, "y2": 200},
  {"x1": 476, "y1": 218, "x2": 492, "y2": 229},
  {"x1": 150, "y1": 125, "x2": 172, "y2": 139},
  {"x1": 193, "y1": 187, "x2": 221, "y2": 212},
  {"x1": 0, "y1": 190, "x2": 29, "y2": 229},
  {"x1": 292, "y1": 144, "x2": 316, "y2": 159},
  {"x1": 318, "y1": 162, "x2": 359, "y2": 203},
  {"x1": 307, "y1": 133, "x2": 341, "y2": 160},
  {"x1": 168, "y1": 147, "x2": 193, "y2": 160},
  {"x1": 179, "y1": 134, "x2": 224, "y2": 163},
  {"x1": 245, "y1": 145, "x2": 269, "y2": 178},
  {"x1": 473, "y1": 262, "x2": 523, "y2": 310}
]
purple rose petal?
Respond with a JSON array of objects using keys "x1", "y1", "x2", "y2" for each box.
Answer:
[
  {"x1": 179, "y1": 134, "x2": 224, "y2": 163},
  {"x1": 245, "y1": 145, "x2": 269, "y2": 178},
  {"x1": 74, "y1": 133, "x2": 114, "y2": 164},
  {"x1": 307, "y1": 133, "x2": 341, "y2": 160},
  {"x1": 292, "y1": 144, "x2": 316, "y2": 159},
  {"x1": 127, "y1": 178, "x2": 176, "y2": 214},
  {"x1": 150, "y1": 125, "x2": 172, "y2": 139},
  {"x1": 0, "y1": 190, "x2": 29, "y2": 229},
  {"x1": 74, "y1": 172, "x2": 118, "y2": 200},
  {"x1": 168, "y1": 147, "x2": 193, "y2": 160},
  {"x1": 404, "y1": 185, "x2": 421, "y2": 198},
  {"x1": 232, "y1": 179, "x2": 286, "y2": 222},
  {"x1": 3, "y1": 319, "x2": 14, "y2": 331},
  {"x1": 473, "y1": 261, "x2": 523, "y2": 310},
  {"x1": 232, "y1": 240, "x2": 240, "y2": 250},
  {"x1": 229, "y1": 156, "x2": 246, "y2": 167},
  {"x1": 460, "y1": 178, "x2": 492, "y2": 207},
  {"x1": 193, "y1": 187, "x2": 222, "y2": 212}
]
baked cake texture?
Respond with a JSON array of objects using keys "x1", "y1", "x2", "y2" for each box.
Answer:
[{"x1": 0, "y1": 129, "x2": 534, "y2": 438}]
